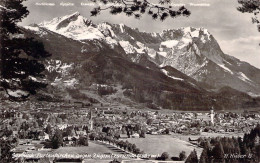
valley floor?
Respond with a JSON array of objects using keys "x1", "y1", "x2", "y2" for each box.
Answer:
[{"x1": 124, "y1": 134, "x2": 203, "y2": 158}]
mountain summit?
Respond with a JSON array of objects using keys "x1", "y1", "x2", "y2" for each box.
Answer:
[{"x1": 39, "y1": 12, "x2": 102, "y2": 40}]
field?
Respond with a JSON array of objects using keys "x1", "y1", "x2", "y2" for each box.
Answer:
[
  {"x1": 21, "y1": 141, "x2": 135, "y2": 162},
  {"x1": 27, "y1": 141, "x2": 116, "y2": 155},
  {"x1": 171, "y1": 132, "x2": 245, "y2": 142},
  {"x1": 52, "y1": 143, "x2": 114, "y2": 155},
  {"x1": 125, "y1": 135, "x2": 203, "y2": 158}
]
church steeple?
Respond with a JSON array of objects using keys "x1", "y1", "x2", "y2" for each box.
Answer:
[
  {"x1": 89, "y1": 109, "x2": 93, "y2": 131},
  {"x1": 210, "y1": 107, "x2": 214, "y2": 126}
]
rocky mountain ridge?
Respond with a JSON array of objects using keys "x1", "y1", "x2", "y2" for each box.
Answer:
[
  {"x1": 30, "y1": 12, "x2": 260, "y2": 95},
  {"x1": 16, "y1": 12, "x2": 260, "y2": 110}
]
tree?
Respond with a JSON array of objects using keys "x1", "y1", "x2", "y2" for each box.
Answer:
[
  {"x1": 199, "y1": 148, "x2": 208, "y2": 163},
  {"x1": 147, "y1": 118, "x2": 153, "y2": 125},
  {"x1": 78, "y1": 136, "x2": 88, "y2": 146},
  {"x1": 237, "y1": 0, "x2": 260, "y2": 32},
  {"x1": 56, "y1": 118, "x2": 62, "y2": 124},
  {"x1": 211, "y1": 142, "x2": 225, "y2": 163},
  {"x1": 139, "y1": 129, "x2": 146, "y2": 138},
  {"x1": 161, "y1": 152, "x2": 169, "y2": 160},
  {"x1": 0, "y1": 138, "x2": 17, "y2": 163},
  {"x1": 51, "y1": 129, "x2": 63, "y2": 149},
  {"x1": 185, "y1": 149, "x2": 198, "y2": 163},
  {"x1": 179, "y1": 151, "x2": 187, "y2": 161},
  {"x1": 33, "y1": 121, "x2": 39, "y2": 128},
  {"x1": 102, "y1": 126, "x2": 110, "y2": 135},
  {"x1": 255, "y1": 145, "x2": 260, "y2": 161},
  {"x1": 22, "y1": 113, "x2": 29, "y2": 120},
  {"x1": 83, "y1": 125, "x2": 89, "y2": 133},
  {"x1": 127, "y1": 143, "x2": 133, "y2": 152},
  {"x1": 89, "y1": 132, "x2": 97, "y2": 140},
  {"x1": 0, "y1": 0, "x2": 51, "y2": 101},
  {"x1": 127, "y1": 129, "x2": 131, "y2": 138},
  {"x1": 90, "y1": 0, "x2": 190, "y2": 21},
  {"x1": 109, "y1": 159, "x2": 120, "y2": 163},
  {"x1": 1, "y1": 127, "x2": 13, "y2": 137},
  {"x1": 20, "y1": 121, "x2": 29, "y2": 131},
  {"x1": 114, "y1": 132, "x2": 120, "y2": 139},
  {"x1": 36, "y1": 119, "x2": 44, "y2": 127},
  {"x1": 165, "y1": 128, "x2": 170, "y2": 134},
  {"x1": 39, "y1": 157, "x2": 52, "y2": 163},
  {"x1": 45, "y1": 124, "x2": 52, "y2": 135}
]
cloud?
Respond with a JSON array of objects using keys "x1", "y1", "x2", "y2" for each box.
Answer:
[
  {"x1": 228, "y1": 36, "x2": 260, "y2": 44},
  {"x1": 219, "y1": 36, "x2": 260, "y2": 68}
]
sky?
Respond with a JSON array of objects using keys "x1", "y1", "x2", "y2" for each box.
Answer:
[{"x1": 21, "y1": 0, "x2": 260, "y2": 68}]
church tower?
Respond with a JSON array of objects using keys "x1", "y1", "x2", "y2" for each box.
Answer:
[
  {"x1": 210, "y1": 107, "x2": 214, "y2": 126},
  {"x1": 89, "y1": 109, "x2": 93, "y2": 131}
]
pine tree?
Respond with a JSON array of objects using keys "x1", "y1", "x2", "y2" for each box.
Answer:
[
  {"x1": 199, "y1": 148, "x2": 209, "y2": 163},
  {"x1": 255, "y1": 145, "x2": 260, "y2": 161},
  {"x1": 161, "y1": 152, "x2": 169, "y2": 160},
  {"x1": 185, "y1": 149, "x2": 199, "y2": 163},
  {"x1": 45, "y1": 124, "x2": 52, "y2": 135},
  {"x1": 78, "y1": 136, "x2": 88, "y2": 146},
  {"x1": 179, "y1": 151, "x2": 187, "y2": 161},
  {"x1": 237, "y1": 0, "x2": 260, "y2": 41},
  {"x1": 212, "y1": 142, "x2": 225, "y2": 163},
  {"x1": 0, "y1": 138, "x2": 16, "y2": 162},
  {"x1": 51, "y1": 129, "x2": 63, "y2": 149},
  {"x1": 0, "y1": 0, "x2": 51, "y2": 101},
  {"x1": 237, "y1": 0, "x2": 260, "y2": 24}
]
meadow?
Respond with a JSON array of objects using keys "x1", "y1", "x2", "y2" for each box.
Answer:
[{"x1": 125, "y1": 135, "x2": 203, "y2": 158}]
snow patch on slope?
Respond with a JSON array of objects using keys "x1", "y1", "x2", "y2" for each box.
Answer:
[
  {"x1": 183, "y1": 27, "x2": 199, "y2": 38},
  {"x1": 161, "y1": 69, "x2": 184, "y2": 81},
  {"x1": 161, "y1": 40, "x2": 179, "y2": 48},
  {"x1": 23, "y1": 26, "x2": 47, "y2": 37},
  {"x1": 146, "y1": 48, "x2": 157, "y2": 59},
  {"x1": 98, "y1": 23, "x2": 116, "y2": 37},
  {"x1": 46, "y1": 60, "x2": 74, "y2": 76},
  {"x1": 238, "y1": 72, "x2": 253, "y2": 83},
  {"x1": 175, "y1": 35, "x2": 193, "y2": 49},
  {"x1": 105, "y1": 37, "x2": 118, "y2": 48},
  {"x1": 134, "y1": 42, "x2": 145, "y2": 53},
  {"x1": 151, "y1": 32, "x2": 158, "y2": 37},
  {"x1": 218, "y1": 64, "x2": 234, "y2": 74},
  {"x1": 157, "y1": 52, "x2": 168, "y2": 58},
  {"x1": 24, "y1": 26, "x2": 40, "y2": 32},
  {"x1": 119, "y1": 41, "x2": 135, "y2": 54},
  {"x1": 119, "y1": 24, "x2": 125, "y2": 33}
]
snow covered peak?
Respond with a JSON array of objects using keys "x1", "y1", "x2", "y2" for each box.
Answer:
[
  {"x1": 71, "y1": 11, "x2": 80, "y2": 16},
  {"x1": 180, "y1": 27, "x2": 211, "y2": 40},
  {"x1": 39, "y1": 12, "x2": 93, "y2": 30},
  {"x1": 39, "y1": 12, "x2": 104, "y2": 40}
]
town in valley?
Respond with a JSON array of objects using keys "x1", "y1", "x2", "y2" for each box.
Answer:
[{"x1": 1, "y1": 100, "x2": 259, "y2": 162}]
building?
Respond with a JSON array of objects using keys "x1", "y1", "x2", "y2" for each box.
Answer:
[
  {"x1": 131, "y1": 133, "x2": 140, "y2": 138},
  {"x1": 38, "y1": 131, "x2": 49, "y2": 141},
  {"x1": 210, "y1": 107, "x2": 214, "y2": 126},
  {"x1": 89, "y1": 110, "x2": 93, "y2": 131}
]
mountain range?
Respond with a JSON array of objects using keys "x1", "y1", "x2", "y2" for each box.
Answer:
[{"x1": 15, "y1": 12, "x2": 260, "y2": 110}]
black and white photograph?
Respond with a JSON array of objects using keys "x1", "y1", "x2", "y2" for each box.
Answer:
[{"x1": 0, "y1": 0, "x2": 260, "y2": 162}]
